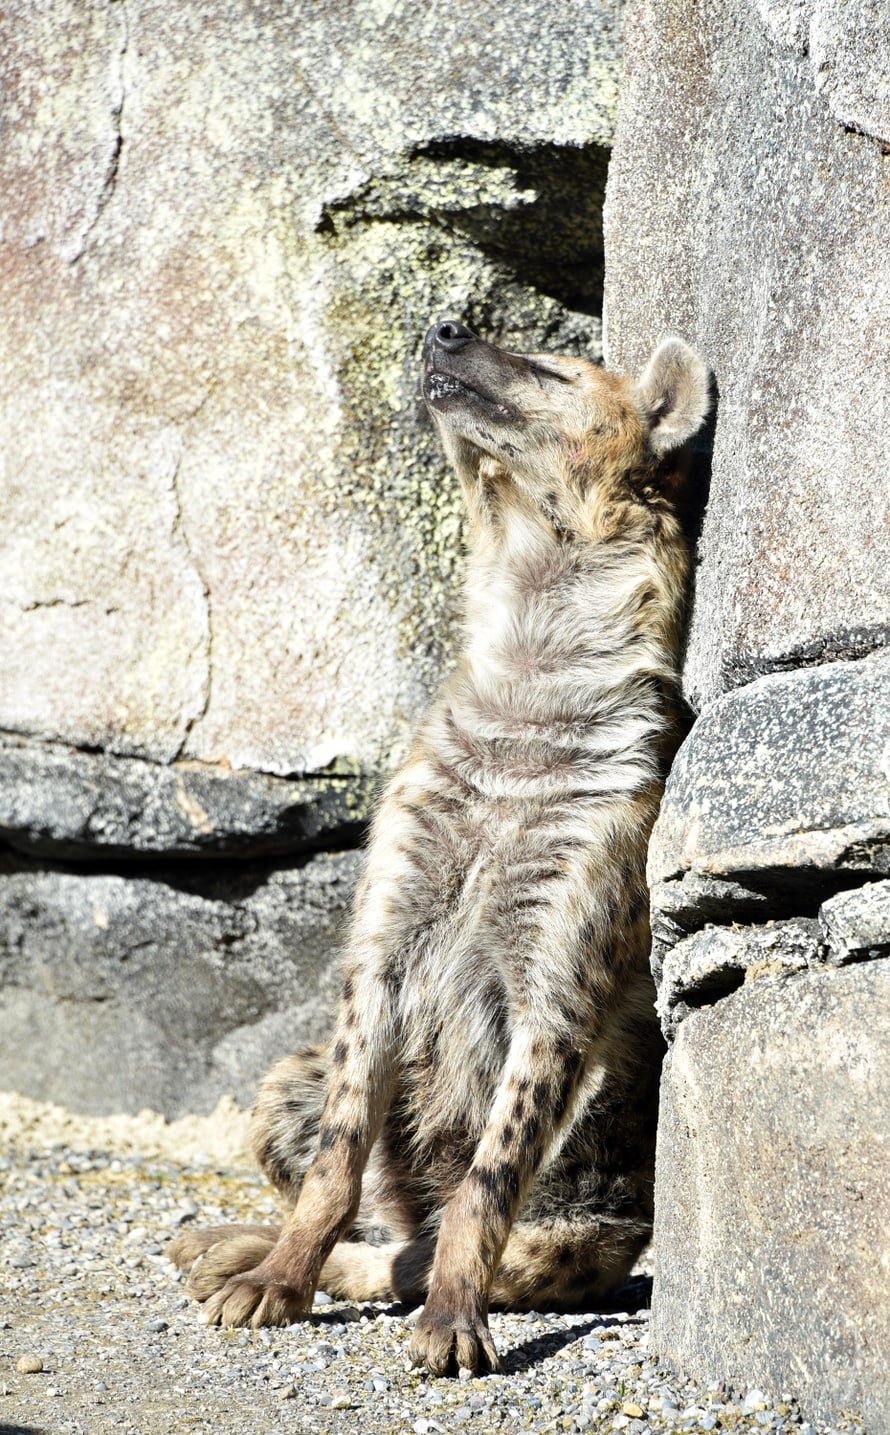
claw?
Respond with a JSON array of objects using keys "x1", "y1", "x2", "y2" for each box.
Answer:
[
  {"x1": 199, "y1": 1271, "x2": 311, "y2": 1329},
  {"x1": 186, "y1": 1233, "x2": 279, "y2": 1302},
  {"x1": 409, "y1": 1304, "x2": 500, "y2": 1376}
]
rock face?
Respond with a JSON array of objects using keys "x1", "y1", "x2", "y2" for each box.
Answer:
[
  {"x1": 648, "y1": 650, "x2": 890, "y2": 962},
  {"x1": 0, "y1": 0, "x2": 624, "y2": 1112},
  {"x1": 655, "y1": 962, "x2": 890, "y2": 1434},
  {"x1": 0, "y1": 0, "x2": 619, "y2": 776},
  {"x1": 604, "y1": 2, "x2": 890, "y2": 1426},
  {"x1": 0, "y1": 850, "x2": 360, "y2": 1119},
  {"x1": 644, "y1": 655, "x2": 890, "y2": 1429},
  {"x1": 603, "y1": 0, "x2": 890, "y2": 712}
]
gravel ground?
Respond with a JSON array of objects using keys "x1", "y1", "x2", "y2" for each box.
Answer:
[{"x1": 0, "y1": 1095, "x2": 866, "y2": 1435}]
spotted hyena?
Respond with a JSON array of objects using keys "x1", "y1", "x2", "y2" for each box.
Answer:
[{"x1": 169, "y1": 319, "x2": 709, "y2": 1375}]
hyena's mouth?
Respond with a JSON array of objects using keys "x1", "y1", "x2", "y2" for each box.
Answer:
[{"x1": 423, "y1": 368, "x2": 515, "y2": 421}]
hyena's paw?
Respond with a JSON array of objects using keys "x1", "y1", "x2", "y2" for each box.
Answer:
[
  {"x1": 200, "y1": 1267, "x2": 311, "y2": 1329},
  {"x1": 176, "y1": 1230, "x2": 282, "y2": 1303},
  {"x1": 166, "y1": 1223, "x2": 281, "y2": 1275},
  {"x1": 409, "y1": 1300, "x2": 501, "y2": 1377}
]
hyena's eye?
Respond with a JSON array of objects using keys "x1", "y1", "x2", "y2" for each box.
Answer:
[{"x1": 527, "y1": 361, "x2": 574, "y2": 386}]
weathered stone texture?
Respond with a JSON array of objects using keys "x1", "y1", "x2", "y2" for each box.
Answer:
[
  {"x1": 657, "y1": 884, "x2": 890, "y2": 1040},
  {"x1": 655, "y1": 918, "x2": 820, "y2": 1041},
  {"x1": 0, "y1": 0, "x2": 620, "y2": 776},
  {"x1": 603, "y1": 0, "x2": 890, "y2": 709},
  {"x1": 604, "y1": 0, "x2": 890, "y2": 1422},
  {"x1": 820, "y1": 879, "x2": 890, "y2": 965},
  {"x1": 0, "y1": 0, "x2": 625, "y2": 1114},
  {"x1": 644, "y1": 651, "x2": 890, "y2": 1419},
  {"x1": 653, "y1": 962, "x2": 890, "y2": 1434},
  {"x1": 648, "y1": 650, "x2": 890, "y2": 1028},
  {"x1": 0, "y1": 850, "x2": 360, "y2": 1117},
  {"x1": 649, "y1": 650, "x2": 890, "y2": 903},
  {"x1": 0, "y1": 733, "x2": 376, "y2": 861},
  {"x1": 756, "y1": 0, "x2": 890, "y2": 144}
]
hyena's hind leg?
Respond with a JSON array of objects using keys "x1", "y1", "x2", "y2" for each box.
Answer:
[
  {"x1": 177, "y1": 1229, "x2": 436, "y2": 1309},
  {"x1": 172, "y1": 1208, "x2": 641, "y2": 1315},
  {"x1": 250, "y1": 1045, "x2": 332, "y2": 1203},
  {"x1": 314, "y1": 1233, "x2": 436, "y2": 1304},
  {"x1": 168, "y1": 1225, "x2": 283, "y2": 1300},
  {"x1": 166, "y1": 1046, "x2": 329, "y2": 1283},
  {"x1": 490, "y1": 1215, "x2": 650, "y2": 1312}
]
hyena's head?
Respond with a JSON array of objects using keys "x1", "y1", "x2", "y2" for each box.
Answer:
[{"x1": 421, "y1": 320, "x2": 709, "y2": 541}]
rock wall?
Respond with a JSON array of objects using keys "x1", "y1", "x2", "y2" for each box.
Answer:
[
  {"x1": 605, "y1": 0, "x2": 890, "y2": 711},
  {"x1": 0, "y1": 0, "x2": 624, "y2": 1114},
  {"x1": 603, "y1": 0, "x2": 890, "y2": 1427},
  {"x1": 5, "y1": 0, "x2": 888, "y2": 1420}
]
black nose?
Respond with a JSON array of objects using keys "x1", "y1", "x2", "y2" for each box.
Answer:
[{"x1": 429, "y1": 319, "x2": 476, "y2": 353}]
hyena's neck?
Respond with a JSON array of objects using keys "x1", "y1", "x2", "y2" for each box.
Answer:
[{"x1": 431, "y1": 512, "x2": 687, "y2": 798}]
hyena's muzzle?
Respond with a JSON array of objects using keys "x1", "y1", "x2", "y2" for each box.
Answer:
[{"x1": 421, "y1": 320, "x2": 525, "y2": 423}]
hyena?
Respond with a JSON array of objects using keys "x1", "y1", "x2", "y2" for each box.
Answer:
[{"x1": 169, "y1": 319, "x2": 708, "y2": 1375}]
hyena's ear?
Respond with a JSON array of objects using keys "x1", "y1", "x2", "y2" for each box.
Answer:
[{"x1": 634, "y1": 337, "x2": 710, "y2": 454}]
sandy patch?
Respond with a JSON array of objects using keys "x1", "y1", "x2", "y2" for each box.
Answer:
[{"x1": 0, "y1": 1089, "x2": 253, "y2": 1167}]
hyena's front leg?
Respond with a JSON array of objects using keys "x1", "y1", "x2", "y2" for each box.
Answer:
[
  {"x1": 200, "y1": 771, "x2": 445, "y2": 1329},
  {"x1": 201, "y1": 955, "x2": 397, "y2": 1328},
  {"x1": 409, "y1": 1022, "x2": 587, "y2": 1374}
]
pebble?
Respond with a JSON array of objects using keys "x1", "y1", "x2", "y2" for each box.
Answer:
[
  {"x1": 0, "y1": 1139, "x2": 871, "y2": 1435},
  {"x1": 16, "y1": 1354, "x2": 44, "y2": 1373}
]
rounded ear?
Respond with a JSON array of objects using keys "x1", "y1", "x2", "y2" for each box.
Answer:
[{"x1": 634, "y1": 336, "x2": 710, "y2": 454}]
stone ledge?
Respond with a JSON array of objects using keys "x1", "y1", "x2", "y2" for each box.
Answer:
[
  {"x1": 0, "y1": 733, "x2": 377, "y2": 860},
  {"x1": 649, "y1": 649, "x2": 890, "y2": 897},
  {"x1": 655, "y1": 880, "x2": 890, "y2": 1040},
  {"x1": 655, "y1": 918, "x2": 819, "y2": 1040},
  {"x1": 648, "y1": 652, "x2": 890, "y2": 1034},
  {"x1": 820, "y1": 879, "x2": 890, "y2": 964}
]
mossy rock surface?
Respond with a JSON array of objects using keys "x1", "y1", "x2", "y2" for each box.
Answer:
[{"x1": 0, "y1": 0, "x2": 622, "y2": 778}]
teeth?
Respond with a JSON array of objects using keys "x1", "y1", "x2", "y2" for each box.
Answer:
[{"x1": 426, "y1": 373, "x2": 467, "y2": 400}]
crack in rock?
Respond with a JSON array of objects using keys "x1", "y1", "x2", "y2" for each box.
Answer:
[
  {"x1": 66, "y1": 0, "x2": 128, "y2": 264},
  {"x1": 167, "y1": 442, "x2": 213, "y2": 764}
]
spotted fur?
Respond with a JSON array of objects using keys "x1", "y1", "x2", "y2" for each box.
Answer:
[{"x1": 168, "y1": 321, "x2": 709, "y2": 1375}]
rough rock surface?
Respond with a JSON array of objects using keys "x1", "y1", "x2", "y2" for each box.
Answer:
[
  {"x1": 656, "y1": 884, "x2": 890, "y2": 1040},
  {"x1": 0, "y1": 732, "x2": 376, "y2": 860},
  {"x1": 652, "y1": 961, "x2": 890, "y2": 1435},
  {"x1": 648, "y1": 651, "x2": 890, "y2": 918},
  {"x1": 0, "y1": 0, "x2": 620, "y2": 777},
  {"x1": 756, "y1": 0, "x2": 890, "y2": 144},
  {"x1": 654, "y1": 918, "x2": 820, "y2": 1040},
  {"x1": 0, "y1": 0, "x2": 624, "y2": 1117},
  {"x1": 641, "y1": 648, "x2": 890, "y2": 1420},
  {"x1": 0, "y1": 851, "x2": 360, "y2": 1117},
  {"x1": 603, "y1": 0, "x2": 890, "y2": 709},
  {"x1": 819, "y1": 879, "x2": 890, "y2": 964}
]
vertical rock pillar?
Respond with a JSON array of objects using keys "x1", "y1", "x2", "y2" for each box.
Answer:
[{"x1": 603, "y1": 0, "x2": 890, "y2": 1425}]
